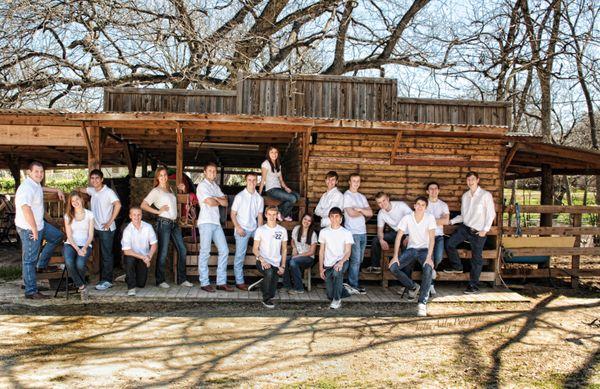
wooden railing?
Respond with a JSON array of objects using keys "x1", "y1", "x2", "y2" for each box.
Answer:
[{"x1": 501, "y1": 205, "x2": 600, "y2": 286}]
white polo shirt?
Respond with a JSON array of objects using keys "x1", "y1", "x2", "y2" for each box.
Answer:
[
  {"x1": 314, "y1": 187, "x2": 344, "y2": 227},
  {"x1": 426, "y1": 199, "x2": 450, "y2": 236},
  {"x1": 121, "y1": 221, "x2": 157, "y2": 257},
  {"x1": 254, "y1": 224, "x2": 288, "y2": 267},
  {"x1": 397, "y1": 213, "x2": 437, "y2": 250},
  {"x1": 377, "y1": 201, "x2": 412, "y2": 231},
  {"x1": 231, "y1": 188, "x2": 264, "y2": 231},
  {"x1": 343, "y1": 190, "x2": 369, "y2": 235},
  {"x1": 86, "y1": 185, "x2": 120, "y2": 231},
  {"x1": 196, "y1": 178, "x2": 225, "y2": 226},
  {"x1": 15, "y1": 177, "x2": 45, "y2": 231},
  {"x1": 143, "y1": 187, "x2": 178, "y2": 220},
  {"x1": 318, "y1": 226, "x2": 354, "y2": 267}
]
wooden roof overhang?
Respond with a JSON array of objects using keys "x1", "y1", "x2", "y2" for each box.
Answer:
[
  {"x1": 0, "y1": 110, "x2": 510, "y2": 169},
  {"x1": 504, "y1": 137, "x2": 600, "y2": 179}
]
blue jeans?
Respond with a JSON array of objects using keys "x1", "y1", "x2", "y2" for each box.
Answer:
[
  {"x1": 283, "y1": 255, "x2": 314, "y2": 291},
  {"x1": 370, "y1": 231, "x2": 397, "y2": 267},
  {"x1": 325, "y1": 261, "x2": 351, "y2": 301},
  {"x1": 446, "y1": 224, "x2": 487, "y2": 288},
  {"x1": 17, "y1": 223, "x2": 64, "y2": 296},
  {"x1": 234, "y1": 228, "x2": 255, "y2": 285},
  {"x1": 63, "y1": 245, "x2": 92, "y2": 287},
  {"x1": 433, "y1": 235, "x2": 445, "y2": 268},
  {"x1": 198, "y1": 223, "x2": 229, "y2": 287},
  {"x1": 156, "y1": 218, "x2": 187, "y2": 285},
  {"x1": 265, "y1": 188, "x2": 299, "y2": 218},
  {"x1": 389, "y1": 248, "x2": 433, "y2": 305},
  {"x1": 348, "y1": 233, "x2": 366, "y2": 288},
  {"x1": 95, "y1": 229, "x2": 115, "y2": 283}
]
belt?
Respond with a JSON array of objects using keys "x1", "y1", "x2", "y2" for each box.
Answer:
[
  {"x1": 467, "y1": 226, "x2": 479, "y2": 234},
  {"x1": 157, "y1": 217, "x2": 176, "y2": 224}
]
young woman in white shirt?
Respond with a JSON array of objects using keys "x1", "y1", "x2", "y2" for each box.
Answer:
[
  {"x1": 283, "y1": 214, "x2": 318, "y2": 294},
  {"x1": 258, "y1": 146, "x2": 300, "y2": 221},
  {"x1": 63, "y1": 191, "x2": 95, "y2": 294},
  {"x1": 141, "y1": 166, "x2": 193, "y2": 288}
]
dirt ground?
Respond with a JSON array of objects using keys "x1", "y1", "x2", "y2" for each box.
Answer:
[{"x1": 0, "y1": 286, "x2": 598, "y2": 388}]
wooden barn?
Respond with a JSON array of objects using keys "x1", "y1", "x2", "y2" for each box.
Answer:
[{"x1": 1, "y1": 73, "x2": 599, "y2": 287}]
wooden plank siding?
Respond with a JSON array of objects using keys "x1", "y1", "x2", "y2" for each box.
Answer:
[{"x1": 393, "y1": 98, "x2": 511, "y2": 126}]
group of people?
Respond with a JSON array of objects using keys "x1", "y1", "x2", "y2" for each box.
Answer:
[{"x1": 15, "y1": 144, "x2": 496, "y2": 317}]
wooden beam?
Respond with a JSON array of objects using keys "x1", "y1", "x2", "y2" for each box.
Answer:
[
  {"x1": 122, "y1": 142, "x2": 138, "y2": 177},
  {"x1": 503, "y1": 226, "x2": 600, "y2": 235},
  {"x1": 176, "y1": 123, "x2": 183, "y2": 189},
  {"x1": 504, "y1": 205, "x2": 600, "y2": 214},
  {"x1": 572, "y1": 214, "x2": 582, "y2": 288},
  {"x1": 141, "y1": 150, "x2": 148, "y2": 178},
  {"x1": 502, "y1": 142, "x2": 521, "y2": 175},
  {"x1": 540, "y1": 164, "x2": 553, "y2": 228},
  {"x1": 501, "y1": 268, "x2": 600, "y2": 279},
  {"x1": 0, "y1": 125, "x2": 85, "y2": 147}
]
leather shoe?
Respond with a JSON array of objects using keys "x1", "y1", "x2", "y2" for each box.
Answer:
[
  {"x1": 36, "y1": 265, "x2": 59, "y2": 273},
  {"x1": 25, "y1": 292, "x2": 50, "y2": 300},
  {"x1": 217, "y1": 284, "x2": 234, "y2": 292},
  {"x1": 200, "y1": 285, "x2": 216, "y2": 293},
  {"x1": 236, "y1": 283, "x2": 249, "y2": 291}
]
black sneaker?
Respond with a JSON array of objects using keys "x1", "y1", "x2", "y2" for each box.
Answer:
[
  {"x1": 464, "y1": 285, "x2": 480, "y2": 294},
  {"x1": 443, "y1": 268, "x2": 463, "y2": 274},
  {"x1": 356, "y1": 286, "x2": 367, "y2": 295},
  {"x1": 262, "y1": 299, "x2": 275, "y2": 309}
]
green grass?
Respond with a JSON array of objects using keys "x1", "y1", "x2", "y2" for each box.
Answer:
[{"x1": 0, "y1": 265, "x2": 21, "y2": 281}]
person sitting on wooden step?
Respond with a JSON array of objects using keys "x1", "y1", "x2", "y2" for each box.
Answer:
[
  {"x1": 258, "y1": 146, "x2": 299, "y2": 222},
  {"x1": 425, "y1": 182, "x2": 450, "y2": 297},
  {"x1": 314, "y1": 171, "x2": 344, "y2": 228},
  {"x1": 283, "y1": 213, "x2": 318, "y2": 294},
  {"x1": 389, "y1": 196, "x2": 437, "y2": 317}
]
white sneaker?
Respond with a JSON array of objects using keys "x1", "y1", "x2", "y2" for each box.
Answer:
[
  {"x1": 432, "y1": 270, "x2": 437, "y2": 280},
  {"x1": 95, "y1": 281, "x2": 113, "y2": 291},
  {"x1": 330, "y1": 299, "x2": 342, "y2": 309},
  {"x1": 114, "y1": 274, "x2": 126, "y2": 282},
  {"x1": 158, "y1": 282, "x2": 170, "y2": 289},
  {"x1": 180, "y1": 281, "x2": 193, "y2": 287},
  {"x1": 417, "y1": 303, "x2": 427, "y2": 317},
  {"x1": 343, "y1": 283, "x2": 359, "y2": 295},
  {"x1": 127, "y1": 288, "x2": 136, "y2": 296},
  {"x1": 408, "y1": 283, "x2": 420, "y2": 299},
  {"x1": 429, "y1": 285, "x2": 437, "y2": 296}
]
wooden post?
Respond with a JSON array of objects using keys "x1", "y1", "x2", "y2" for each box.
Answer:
[
  {"x1": 176, "y1": 123, "x2": 183, "y2": 189},
  {"x1": 571, "y1": 213, "x2": 582, "y2": 288},
  {"x1": 540, "y1": 164, "x2": 553, "y2": 228},
  {"x1": 141, "y1": 150, "x2": 148, "y2": 178},
  {"x1": 123, "y1": 143, "x2": 138, "y2": 177},
  {"x1": 150, "y1": 158, "x2": 158, "y2": 173},
  {"x1": 82, "y1": 122, "x2": 103, "y2": 171}
]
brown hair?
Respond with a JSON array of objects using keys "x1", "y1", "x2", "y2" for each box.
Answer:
[
  {"x1": 65, "y1": 191, "x2": 83, "y2": 225},
  {"x1": 266, "y1": 146, "x2": 281, "y2": 173},
  {"x1": 265, "y1": 205, "x2": 279, "y2": 214},
  {"x1": 294, "y1": 214, "x2": 316, "y2": 245},
  {"x1": 375, "y1": 191, "x2": 389, "y2": 200},
  {"x1": 153, "y1": 166, "x2": 171, "y2": 190}
]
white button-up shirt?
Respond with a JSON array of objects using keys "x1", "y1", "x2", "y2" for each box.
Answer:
[
  {"x1": 451, "y1": 186, "x2": 496, "y2": 232},
  {"x1": 14, "y1": 177, "x2": 45, "y2": 231},
  {"x1": 231, "y1": 188, "x2": 264, "y2": 231},
  {"x1": 121, "y1": 221, "x2": 157, "y2": 256},
  {"x1": 196, "y1": 178, "x2": 225, "y2": 226},
  {"x1": 314, "y1": 187, "x2": 344, "y2": 227}
]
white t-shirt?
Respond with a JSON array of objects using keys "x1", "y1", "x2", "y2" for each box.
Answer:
[
  {"x1": 143, "y1": 187, "x2": 178, "y2": 220},
  {"x1": 121, "y1": 221, "x2": 158, "y2": 257},
  {"x1": 86, "y1": 185, "x2": 120, "y2": 231},
  {"x1": 64, "y1": 209, "x2": 94, "y2": 247},
  {"x1": 318, "y1": 226, "x2": 354, "y2": 267},
  {"x1": 397, "y1": 213, "x2": 437, "y2": 250},
  {"x1": 377, "y1": 201, "x2": 412, "y2": 231},
  {"x1": 314, "y1": 187, "x2": 344, "y2": 227},
  {"x1": 14, "y1": 177, "x2": 45, "y2": 231},
  {"x1": 261, "y1": 160, "x2": 282, "y2": 191},
  {"x1": 343, "y1": 190, "x2": 369, "y2": 235},
  {"x1": 254, "y1": 224, "x2": 288, "y2": 267},
  {"x1": 231, "y1": 188, "x2": 264, "y2": 231},
  {"x1": 291, "y1": 225, "x2": 318, "y2": 258},
  {"x1": 426, "y1": 199, "x2": 450, "y2": 236},
  {"x1": 196, "y1": 179, "x2": 225, "y2": 226}
]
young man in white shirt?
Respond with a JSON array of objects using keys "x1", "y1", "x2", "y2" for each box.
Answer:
[
  {"x1": 389, "y1": 196, "x2": 437, "y2": 317},
  {"x1": 197, "y1": 162, "x2": 230, "y2": 293},
  {"x1": 319, "y1": 207, "x2": 354, "y2": 309},
  {"x1": 314, "y1": 171, "x2": 344, "y2": 228},
  {"x1": 444, "y1": 171, "x2": 496, "y2": 294},
  {"x1": 368, "y1": 192, "x2": 412, "y2": 274},
  {"x1": 15, "y1": 161, "x2": 65, "y2": 299},
  {"x1": 343, "y1": 173, "x2": 372, "y2": 294},
  {"x1": 84, "y1": 169, "x2": 122, "y2": 291},
  {"x1": 425, "y1": 182, "x2": 450, "y2": 296},
  {"x1": 121, "y1": 206, "x2": 158, "y2": 296},
  {"x1": 231, "y1": 172, "x2": 264, "y2": 291},
  {"x1": 252, "y1": 206, "x2": 288, "y2": 308}
]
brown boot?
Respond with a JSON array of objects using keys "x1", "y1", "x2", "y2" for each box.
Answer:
[
  {"x1": 217, "y1": 284, "x2": 234, "y2": 292},
  {"x1": 236, "y1": 283, "x2": 249, "y2": 291},
  {"x1": 25, "y1": 292, "x2": 50, "y2": 300}
]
